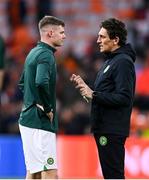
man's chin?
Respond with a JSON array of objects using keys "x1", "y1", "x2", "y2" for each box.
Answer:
[
  {"x1": 100, "y1": 48, "x2": 108, "y2": 53},
  {"x1": 55, "y1": 43, "x2": 63, "y2": 47},
  {"x1": 99, "y1": 48, "x2": 104, "y2": 52}
]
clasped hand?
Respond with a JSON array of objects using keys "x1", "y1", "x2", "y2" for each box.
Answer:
[
  {"x1": 46, "y1": 112, "x2": 53, "y2": 123},
  {"x1": 70, "y1": 74, "x2": 93, "y2": 99}
]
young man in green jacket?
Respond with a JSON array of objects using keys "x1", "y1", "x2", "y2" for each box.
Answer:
[{"x1": 19, "y1": 16, "x2": 66, "y2": 179}]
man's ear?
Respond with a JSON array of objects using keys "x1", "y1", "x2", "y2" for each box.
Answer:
[
  {"x1": 47, "y1": 30, "x2": 53, "y2": 38},
  {"x1": 114, "y1": 36, "x2": 119, "y2": 45}
]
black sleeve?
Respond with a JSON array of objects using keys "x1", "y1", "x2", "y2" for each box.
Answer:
[
  {"x1": 92, "y1": 58, "x2": 135, "y2": 107},
  {"x1": 0, "y1": 37, "x2": 5, "y2": 69}
]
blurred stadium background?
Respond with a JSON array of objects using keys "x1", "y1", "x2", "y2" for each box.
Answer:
[{"x1": 0, "y1": 0, "x2": 149, "y2": 178}]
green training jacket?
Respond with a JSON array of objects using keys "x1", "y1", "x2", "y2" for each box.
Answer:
[{"x1": 18, "y1": 41, "x2": 58, "y2": 133}]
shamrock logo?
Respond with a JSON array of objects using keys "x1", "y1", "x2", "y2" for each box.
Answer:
[
  {"x1": 47, "y1": 157, "x2": 54, "y2": 165},
  {"x1": 99, "y1": 136, "x2": 107, "y2": 146}
]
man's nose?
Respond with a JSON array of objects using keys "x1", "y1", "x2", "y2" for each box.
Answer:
[{"x1": 97, "y1": 38, "x2": 101, "y2": 44}]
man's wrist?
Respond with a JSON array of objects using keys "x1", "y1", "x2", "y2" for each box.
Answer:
[
  {"x1": 47, "y1": 108, "x2": 53, "y2": 114},
  {"x1": 90, "y1": 90, "x2": 94, "y2": 99},
  {"x1": 44, "y1": 106, "x2": 53, "y2": 113}
]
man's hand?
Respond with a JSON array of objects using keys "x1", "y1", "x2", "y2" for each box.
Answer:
[
  {"x1": 70, "y1": 74, "x2": 85, "y2": 87},
  {"x1": 79, "y1": 85, "x2": 93, "y2": 99},
  {"x1": 46, "y1": 111, "x2": 53, "y2": 123},
  {"x1": 70, "y1": 74, "x2": 93, "y2": 100},
  {"x1": 36, "y1": 104, "x2": 54, "y2": 123}
]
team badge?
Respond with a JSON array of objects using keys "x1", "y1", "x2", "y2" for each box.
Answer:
[
  {"x1": 99, "y1": 136, "x2": 107, "y2": 146},
  {"x1": 43, "y1": 157, "x2": 54, "y2": 170},
  {"x1": 103, "y1": 65, "x2": 110, "y2": 73},
  {"x1": 47, "y1": 157, "x2": 54, "y2": 165}
]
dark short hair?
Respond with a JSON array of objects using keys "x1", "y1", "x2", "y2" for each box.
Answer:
[
  {"x1": 38, "y1": 15, "x2": 65, "y2": 29},
  {"x1": 101, "y1": 18, "x2": 127, "y2": 46}
]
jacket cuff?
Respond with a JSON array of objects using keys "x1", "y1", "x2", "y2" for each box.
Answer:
[
  {"x1": 44, "y1": 106, "x2": 53, "y2": 113},
  {"x1": 92, "y1": 91, "x2": 98, "y2": 101}
]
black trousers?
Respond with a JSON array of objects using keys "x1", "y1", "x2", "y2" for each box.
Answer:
[{"x1": 94, "y1": 134, "x2": 126, "y2": 179}]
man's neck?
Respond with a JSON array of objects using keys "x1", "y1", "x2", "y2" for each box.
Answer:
[
  {"x1": 111, "y1": 45, "x2": 120, "y2": 52},
  {"x1": 40, "y1": 39, "x2": 56, "y2": 49}
]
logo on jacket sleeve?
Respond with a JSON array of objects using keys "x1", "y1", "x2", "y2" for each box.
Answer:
[{"x1": 103, "y1": 65, "x2": 110, "y2": 73}]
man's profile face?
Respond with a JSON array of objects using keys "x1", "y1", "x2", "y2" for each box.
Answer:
[
  {"x1": 50, "y1": 25, "x2": 66, "y2": 47},
  {"x1": 97, "y1": 27, "x2": 118, "y2": 53}
]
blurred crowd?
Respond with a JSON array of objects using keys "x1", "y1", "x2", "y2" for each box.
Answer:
[{"x1": 0, "y1": 0, "x2": 149, "y2": 137}]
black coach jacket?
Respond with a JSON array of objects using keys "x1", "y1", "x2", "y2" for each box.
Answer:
[{"x1": 91, "y1": 43, "x2": 136, "y2": 136}]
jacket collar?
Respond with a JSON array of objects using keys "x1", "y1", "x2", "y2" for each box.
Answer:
[{"x1": 37, "y1": 41, "x2": 56, "y2": 53}]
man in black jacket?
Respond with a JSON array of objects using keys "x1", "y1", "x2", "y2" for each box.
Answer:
[{"x1": 70, "y1": 18, "x2": 136, "y2": 179}]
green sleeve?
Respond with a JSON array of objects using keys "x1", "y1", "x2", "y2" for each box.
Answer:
[
  {"x1": 18, "y1": 71, "x2": 24, "y2": 93},
  {"x1": 35, "y1": 55, "x2": 54, "y2": 113}
]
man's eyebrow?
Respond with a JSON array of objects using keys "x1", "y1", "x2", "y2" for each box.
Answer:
[{"x1": 98, "y1": 34, "x2": 105, "y2": 37}]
